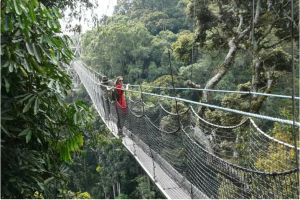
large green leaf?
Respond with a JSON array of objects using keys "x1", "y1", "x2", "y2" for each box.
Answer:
[
  {"x1": 17, "y1": 94, "x2": 33, "y2": 103},
  {"x1": 53, "y1": 8, "x2": 62, "y2": 18},
  {"x1": 55, "y1": 94, "x2": 64, "y2": 106},
  {"x1": 9, "y1": 178, "x2": 16, "y2": 182},
  {"x1": 50, "y1": 49, "x2": 57, "y2": 64},
  {"x1": 29, "y1": 56, "x2": 44, "y2": 73},
  {"x1": 1, "y1": 124, "x2": 13, "y2": 137},
  {"x1": 22, "y1": 28, "x2": 31, "y2": 40},
  {"x1": 19, "y1": 66, "x2": 28, "y2": 78},
  {"x1": 43, "y1": 177, "x2": 54, "y2": 185},
  {"x1": 48, "y1": 79, "x2": 55, "y2": 88},
  {"x1": 8, "y1": 63, "x2": 14, "y2": 73},
  {"x1": 5, "y1": 0, "x2": 12, "y2": 13},
  {"x1": 13, "y1": 0, "x2": 22, "y2": 15},
  {"x1": 23, "y1": 57, "x2": 32, "y2": 72},
  {"x1": 51, "y1": 37, "x2": 63, "y2": 47},
  {"x1": 47, "y1": 20, "x2": 52, "y2": 29},
  {"x1": 32, "y1": 0, "x2": 38, "y2": 7},
  {"x1": 26, "y1": 130, "x2": 32, "y2": 143},
  {"x1": 23, "y1": 14, "x2": 30, "y2": 28},
  {"x1": 52, "y1": 19, "x2": 59, "y2": 29},
  {"x1": 14, "y1": 49, "x2": 24, "y2": 56},
  {"x1": 2, "y1": 61, "x2": 10, "y2": 68},
  {"x1": 26, "y1": 42, "x2": 34, "y2": 56},
  {"x1": 73, "y1": 113, "x2": 78, "y2": 125},
  {"x1": 39, "y1": 44, "x2": 51, "y2": 59},
  {"x1": 34, "y1": 97, "x2": 40, "y2": 115},
  {"x1": 73, "y1": 137, "x2": 78, "y2": 149},
  {"x1": 33, "y1": 43, "x2": 42, "y2": 63},
  {"x1": 4, "y1": 15, "x2": 10, "y2": 31},
  {"x1": 55, "y1": 81, "x2": 61, "y2": 93},
  {"x1": 19, "y1": 0, "x2": 29, "y2": 13},
  {"x1": 28, "y1": 0, "x2": 36, "y2": 22},
  {"x1": 3, "y1": 77, "x2": 10, "y2": 92},
  {"x1": 18, "y1": 127, "x2": 31, "y2": 136},
  {"x1": 23, "y1": 96, "x2": 36, "y2": 113}
]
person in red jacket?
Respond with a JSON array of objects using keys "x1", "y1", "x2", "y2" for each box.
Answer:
[{"x1": 114, "y1": 76, "x2": 128, "y2": 136}]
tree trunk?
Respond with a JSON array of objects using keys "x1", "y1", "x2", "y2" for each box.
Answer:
[
  {"x1": 250, "y1": 55, "x2": 274, "y2": 113},
  {"x1": 112, "y1": 184, "x2": 116, "y2": 199},
  {"x1": 195, "y1": 1, "x2": 257, "y2": 117},
  {"x1": 117, "y1": 181, "x2": 121, "y2": 195},
  {"x1": 198, "y1": 38, "x2": 238, "y2": 116},
  {"x1": 251, "y1": 53, "x2": 262, "y2": 95}
]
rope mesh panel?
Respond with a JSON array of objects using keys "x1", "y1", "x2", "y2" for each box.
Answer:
[{"x1": 74, "y1": 60, "x2": 299, "y2": 199}]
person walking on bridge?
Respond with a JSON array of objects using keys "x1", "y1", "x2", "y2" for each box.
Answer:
[
  {"x1": 100, "y1": 76, "x2": 113, "y2": 120},
  {"x1": 114, "y1": 76, "x2": 128, "y2": 137}
]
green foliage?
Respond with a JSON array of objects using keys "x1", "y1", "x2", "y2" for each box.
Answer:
[
  {"x1": 250, "y1": 110, "x2": 299, "y2": 199},
  {"x1": 74, "y1": 191, "x2": 92, "y2": 199},
  {"x1": 116, "y1": 193, "x2": 129, "y2": 199},
  {"x1": 205, "y1": 88, "x2": 251, "y2": 126},
  {"x1": 172, "y1": 31, "x2": 194, "y2": 64},
  {"x1": 179, "y1": 53, "x2": 221, "y2": 85},
  {"x1": 81, "y1": 1, "x2": 187, "y2": 84},
  {"x1": 34, "y1": 191, "x2": 45, "y2": 199},
  {"x1": 152, "y1": 75, "x2": 185, "y2": 90},
  {"x1": 132, "y1": 175, "x2": 155, "y2": 199},
  {"x1": 1, "y1": 0, "x2": 92, "y2": 198},
  {"x1": 261, "y1": 47, "x2": 294, "y2": 72},
  {"x1": 67, "y1": 190, "x2": 92, "y2": 199},
  {"x1": 115, "y1": 0, "x2": 192, "y2": 34},
  {"x1": 81, "y1": 18, "x2": 153, "y2": 84},
  {"x1": 160, "y1": 101, "x2": 189, "y2": 130},
  {"x1": 142, "y1": 11, "x2": 169, "y2": 35},
  {"x1": 255, "y1": 108, "x2": 299, "y2": 172}
]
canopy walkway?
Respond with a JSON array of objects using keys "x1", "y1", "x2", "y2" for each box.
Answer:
[{"x1": 73, "y1": 60, "x2": 299, "y2": 199}]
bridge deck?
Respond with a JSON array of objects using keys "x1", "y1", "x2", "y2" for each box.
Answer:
[{"x1": 107, "y1": 119, "x2": 192, "y2": 199}]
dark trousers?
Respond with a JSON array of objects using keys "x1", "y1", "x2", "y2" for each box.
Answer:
[
  {"x1": 115, "y1": 103, "x2": 127, "y2": 130},
  {"x1": 117, "y1": 112, "x2": 127, "y2": 130},
  {"x1": 102, "y1": 96, "x2": 110, "y2": 119}
]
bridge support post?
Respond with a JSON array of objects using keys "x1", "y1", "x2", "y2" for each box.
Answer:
[
  {"x1": 191, "y1": 184, "x2": 193, "y2": 199},
  {"x1": 150, "y1": 149, "x2": 157, "y2": 183}
]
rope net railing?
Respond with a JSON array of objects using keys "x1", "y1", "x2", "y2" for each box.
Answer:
[{"x1": 73, "y1": 60, "x2": 299, "y2": 199}]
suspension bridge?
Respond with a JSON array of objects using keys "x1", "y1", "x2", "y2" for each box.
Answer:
[{"x1": 68, "y1": 58, "x2": 300, "y2": 199}]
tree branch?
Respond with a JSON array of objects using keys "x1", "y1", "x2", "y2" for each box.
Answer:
[
  {"x1": 261, "y1": 35, "x2": 292, "y2": 49},
  {"x1": 237, "y1": 14, "x2": 243, "y2": 33},
  {"x1": 186, "y1": 80, "x2": 201, "y2": 89}
]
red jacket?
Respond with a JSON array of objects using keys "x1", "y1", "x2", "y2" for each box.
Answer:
[{"x1": 116, "y1": 84, "x2": 126, "y2": 108}]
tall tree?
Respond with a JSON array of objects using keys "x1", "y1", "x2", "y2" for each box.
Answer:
[
  {"x1": 81, "y1": 16, "x2": 153, "y2": 83},
  {"x1": 182, "y1": 0, "x2": 298, "y2": 116},
  {"x1": 1, "y1": 0, "x2": 91, "y2": 198}
]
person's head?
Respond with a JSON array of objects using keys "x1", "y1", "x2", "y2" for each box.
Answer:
[
  {"x1": 115, "y1": 76, "x2": 124, "y2": 86},
  {"x1": 101, "y1": 76, "x2": 109, "y2": 85}
]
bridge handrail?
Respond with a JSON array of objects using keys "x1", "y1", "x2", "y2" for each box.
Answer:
[
  {"x1": 78, "y1": 59, "x2": 300, "y2": 101},
  {"x1": 128, "y1": 84, "x2": 300, "y2": 100},
  {"x1": 74, "y1": 61, "x2": 300, "y2": 128}
]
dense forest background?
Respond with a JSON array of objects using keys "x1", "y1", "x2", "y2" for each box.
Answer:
[{"x1": 1, "y1": 0, "x2": 299, "y2": 199}]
